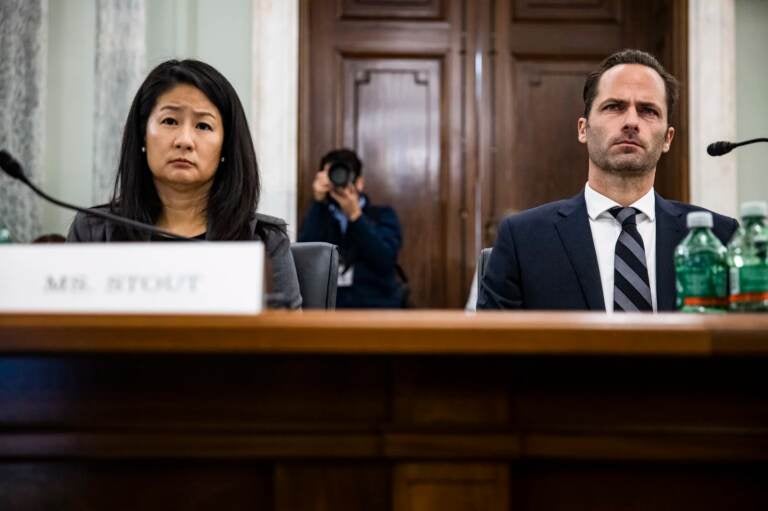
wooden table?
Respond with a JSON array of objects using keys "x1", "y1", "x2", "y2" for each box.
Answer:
[{"x1": 1, "y1": 311, "x2": 767, "y2": 510}]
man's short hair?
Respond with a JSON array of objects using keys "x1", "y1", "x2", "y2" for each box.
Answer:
[
  {"x1": 582, "y1": 49, "x2": 679, "y2": 120},
  {"x1": 320, "y1": 148, "x2": 363, "y2": 179}
]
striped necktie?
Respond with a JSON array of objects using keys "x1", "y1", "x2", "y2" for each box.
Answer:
[{"x1": 610, "y1": 206, "x2": 653, "y2": 312}]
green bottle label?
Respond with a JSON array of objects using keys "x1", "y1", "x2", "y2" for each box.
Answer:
[
  {"x1": 731, "y1": 265, "x2": 768, "y2": 304},
  {"x1": 677, "y1": 266, "x2": 728, "y2": 308}
]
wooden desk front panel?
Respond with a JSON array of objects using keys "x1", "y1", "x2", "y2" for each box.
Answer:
[{"x1": 1, "y1": 353, "x2": 767, "y2": 509}]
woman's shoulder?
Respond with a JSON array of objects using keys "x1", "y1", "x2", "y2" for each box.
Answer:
[
  {"x1": 67, "y1": 204, "x2": 113, "y2": 241},
  {"x1": 252, "y1": 212, "x2": 290, "y2": 250},
  {"x1": 253, "y1": 212, "x2": 289, "y2": 237},
  {"x1": 254, "y1": 212, "x2": 288, "y2": 229}
]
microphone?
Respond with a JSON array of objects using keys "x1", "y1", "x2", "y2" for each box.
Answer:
[
  {"x1": 707, "y1": 138, "x2": 768, "y2": 156},
  {"x1": 0, "y1": 149, "x2": 192, "y2": 241}
]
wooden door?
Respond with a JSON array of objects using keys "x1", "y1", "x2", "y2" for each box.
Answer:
[
  {"x1": 482, "y1": 0, "x2": 688, "y2": 246},
  {"x1": 300, "y1": 0, "x2": 687, "y2": 307},
  {"x1": 300, "y1": 0, "x2": 469, "y2": 308}
]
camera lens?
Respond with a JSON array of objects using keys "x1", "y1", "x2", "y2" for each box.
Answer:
[{"x1": 328, "y1": 162, "x2": 352, "y2": 188}]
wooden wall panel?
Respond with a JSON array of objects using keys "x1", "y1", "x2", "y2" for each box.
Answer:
[
  {"x1": 497, "y1": 60, "x2": 595, "y2": 219},
  {"x1": 510, "y1": 462, "x2": 768, "y2": 511},
  {"x1": 0, "y1": 462, "x2": 272, "y2": 511},
  {"x1": 652, "y1": 0, "x2": 690, "y2": 203},
  {"x1": 341, "y1": 0, "x2": 445, "y2": 20},
  {"x1": 342, "y1": 59, "x2": 444, "y2": 307},
  {"x1": 394, "y1": 463, "x2": 509, "y2": 511},
  {"x1": 512, "y1": 0, "x2": 621, "y2": 22},
  {"x1": 0, "y1": 356, "x2": 391, "y2": 429},
  {"x1": 275, "y1": 463, "x2": 390, "y2": 511},
  {"x1": 392, "y1": 358, "x2": 509, "y2": 425}
]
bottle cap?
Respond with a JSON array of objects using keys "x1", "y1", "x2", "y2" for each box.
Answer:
[
  {"x1": 687, "y1": 211, "x2": 713, "y2": 229},
  {"x1": 740, "y1": 201, "x2": 768, "y2": 219}
]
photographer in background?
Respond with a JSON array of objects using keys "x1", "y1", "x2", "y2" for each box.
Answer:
[{"x1": 298, "y1": 148, "x2": 404, "y2": 308}]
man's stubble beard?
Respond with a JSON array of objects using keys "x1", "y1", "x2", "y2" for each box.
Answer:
[{"x1": 586, "y1": 125, "x2": 666, "y2": 176}]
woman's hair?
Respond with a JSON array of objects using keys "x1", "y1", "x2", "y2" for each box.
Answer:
[{"x1": 111, "y1": 59, "x2": 260, "y2": 240}]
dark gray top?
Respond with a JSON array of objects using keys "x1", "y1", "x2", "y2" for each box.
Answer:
[{"x1": 66, "y1": 208, "x2": 302, "y2": 309}]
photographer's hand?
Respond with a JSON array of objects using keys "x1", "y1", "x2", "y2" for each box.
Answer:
[
  {"x1": 329, "y1": 184, "x2": 362, "y2": 221},
  {"x1": 312, "y1": 166, "x2": 332, "y2": 202}
]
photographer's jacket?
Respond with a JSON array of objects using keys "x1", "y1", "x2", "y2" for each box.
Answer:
[{"x1": 298, "y1": 195, "x2": 403, "y2": 308}]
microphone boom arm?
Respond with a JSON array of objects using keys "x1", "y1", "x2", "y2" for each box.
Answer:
[
  {"x1": 23, "y1": 177, "x2": 191, "y2": 241},
  {"x1": 0, "y1": 149, "x2": 192, "y2": 241},
  {"x1": 707, "y1": 137, "x2": 768, "y2": 156},
  {"x1": 731, "y1": 137, "x2": 768, "y2": 150}
]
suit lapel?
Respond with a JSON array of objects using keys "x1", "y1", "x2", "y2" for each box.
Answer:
[
  {"x1": 554, "y1": 193, "x2": 605, "y2": 310},
  {"x1": 655, "y1": 194, "x2": 686, "y2": 311}
]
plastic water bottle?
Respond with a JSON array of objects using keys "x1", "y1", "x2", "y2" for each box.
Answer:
[
  {"x1": 728, "y1": 201, "x2": 768, "y2": 311},
  {"x1": 675, "y1": 211, "x2": 728, "y2": 312},
  {"x1": 0, "y1": 223, "x2": 12, "y2": 243}
]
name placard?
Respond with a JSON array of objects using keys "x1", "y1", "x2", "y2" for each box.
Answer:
[{"x1": 0, "y1": 242, "x2": 264, "y2": 314}]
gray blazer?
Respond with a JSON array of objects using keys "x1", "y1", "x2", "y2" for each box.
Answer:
[{"x1": 67, "y1": 208, "x2": 302, "y2": 309}]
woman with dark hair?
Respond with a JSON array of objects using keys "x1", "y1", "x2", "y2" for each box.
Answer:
[{"x1": 67, "y1": 59, "x2": 301, "y2": 309}]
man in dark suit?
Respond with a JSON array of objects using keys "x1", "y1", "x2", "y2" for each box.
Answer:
[{"x1": 478, "y1": 49, "x2": 738, "y2": 311}]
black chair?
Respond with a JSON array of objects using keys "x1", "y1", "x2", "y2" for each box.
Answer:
[{"x1": 290, "y1": 242, "x2": 339, "y2": 309}]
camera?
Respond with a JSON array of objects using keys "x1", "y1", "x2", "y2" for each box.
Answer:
[{"x1": 327, "y1": 161, "x2": 354, "y2": 188}]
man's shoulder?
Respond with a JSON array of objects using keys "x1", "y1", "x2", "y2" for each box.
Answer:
[
  {"x1": 500, "y1": 196, "x2": 579, "y2": 228},
  {"x1": 657, "y1": 196, "x2": 739, "y2": 242},
  {"x1": 659, "y1": 197, "x2": 737, "y2": 226}
]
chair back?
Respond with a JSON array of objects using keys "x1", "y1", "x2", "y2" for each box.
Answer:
[{"x1": 290, "y1": 242, "x2": 339, "y2": 309}]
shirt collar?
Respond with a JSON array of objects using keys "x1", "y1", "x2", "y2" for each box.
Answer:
[
  {"x1": 328, "y1": 194, "x2": 367, "y2": 234},
  {"x1": 584, "y1": 182, "x2": 656, "y2": 222}
]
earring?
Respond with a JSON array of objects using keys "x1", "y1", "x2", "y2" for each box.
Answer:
[
  {"x1": 220, "y1": 156, "x2": 225, "y2": 163},
  {"x1": 141, "y1": 146, "x2": 146, "y2": 153}
]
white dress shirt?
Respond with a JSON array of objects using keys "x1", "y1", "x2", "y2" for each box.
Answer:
[{"x1": 584, "y1": 183, "x2": 657, "y2": 312}]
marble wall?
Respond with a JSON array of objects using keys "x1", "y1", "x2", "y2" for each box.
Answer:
[
  {"x1": 92, "y1": 0, "x2": 146, "y2": 204},
  {"x1": 0, "y1": 0, "x2": 47, "y2": 242},
  {"x1": 251, "y1": 0, "x2": 299, "y2": 237},
  {"x1": 689, "y1": 0, "x2": 738, "y2": 218}
]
